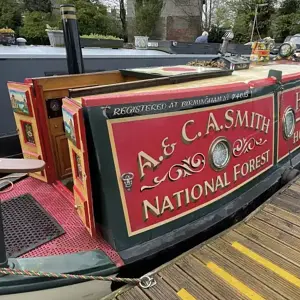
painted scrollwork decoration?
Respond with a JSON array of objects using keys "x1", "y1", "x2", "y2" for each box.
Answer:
[
  {"x1": 141, "y1": 153, "x2": 205, "y2": 192},
  {"x1": 233, "y1": 137, "x2": 267, "y2": 157},
  {"x1": 121, "y1": 172, "x2": 134, "y2": 191}
]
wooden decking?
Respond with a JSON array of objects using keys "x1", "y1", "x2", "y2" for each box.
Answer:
[{"x1": 106, "y1": 176, "x2": 300, "y2": 300}]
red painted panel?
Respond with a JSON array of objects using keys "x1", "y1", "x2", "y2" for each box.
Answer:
[
  {"x1": 278, "y1": 86, "x2": 300, "y2": 161},
  {"x1": 108, "y1": 95, "x2": 275, "y2": 236}
]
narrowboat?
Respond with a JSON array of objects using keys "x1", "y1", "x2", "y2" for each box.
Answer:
[
  {"x1": 0, "y1": 41, "x2": 222, "y2": 160},
  {"x1": 2, "y1": 4, "x2": 300, "y2": 296}
]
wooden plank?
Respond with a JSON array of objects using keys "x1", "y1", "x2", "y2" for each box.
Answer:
[
  {"x1": 207, "y1": 238, "x2": 300, "y2": 299},
  {"x1": 257, "y1": 210, "x2": 300, "y2": 238},
  {"x1": 271, "y1": 195, "x2": 300, "y2": 214},
  {"x1": 235, "y1": 224, "x2": 300, "y2": 268},
  {"x1": 288, "y1": 183, "x2": 300, "y2": 195},
  {"x1": 176, "y1": 255, "x2": 249, "y2": 300},
  {"x1": 283, "y1": 187, "x2": 300, "y2": 201},
  {"x1": 35, "y1": 71, "x2": 124, "y2": 91},
  {"x1": 222, "y1": 230, "x2": 300, "y2": 280},
  {"x1": 194, "y1": 246, "x2": 284, "y2": 300},
  {"x1": 264, "y1": 203, "x2": 300, "y2": 227},
  {"x1": 159, "y1": 265, "x2": 217, "y2": 300},
  {"x1": 117, "y1": 286, "x2": 150, "y2": 300},
  {"x1": 276, "y1": 191, "x2": 300, "y2": 207},
  {"x1": 247, "y1": 217, "x2": 300, "y2": 253},
  {"x1": 142, "y1": 275, "x2": 180, "y2": 300}
]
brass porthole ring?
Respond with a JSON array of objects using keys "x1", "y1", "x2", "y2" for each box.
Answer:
[
  {"x1": 209, "y1": 137, "x2": 231, "y2": 171},
  {"x1": 283, "y1": 107, "x2": 296, "y2": 140}
]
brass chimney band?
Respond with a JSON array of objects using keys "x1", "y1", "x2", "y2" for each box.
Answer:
[{"x1": 60, "y1": 5, "x2": 77, "y2": 19}]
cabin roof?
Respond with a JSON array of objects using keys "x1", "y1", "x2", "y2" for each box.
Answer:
[
  {"x1": 94, "y1": 63, "x2": 300, "y2": 96},
  {"x1": 0, "y1": 45, "x2": 171, "y2": 59}
]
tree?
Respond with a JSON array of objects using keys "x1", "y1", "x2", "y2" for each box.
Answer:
[
  {"x1": 19, "y1": 11, "x2": 59, "y2": 44},
  {"x1": 279, "y1": 0, "x2": 300, "y2": 15},
  {"x1": 270, "y1": 0, "x2": 300, "y2": 41},
  {"x1": 0, "y1": 0, "x2": 22, "y2": 31},
  {"x1": 119, "y1": 0, "x2": 127, "y2": 41},
  {"x1": 59, "y1": 0, "x2": 121, "y2": 36},
  {"x1": 23, "y1": 0, "x2": 52, "y2": 13},
  {"x1": 226, "y1": 0, "x2": 277, "y2": 43},
  {"x1": 134, "y1": 0, "x2": 164, "y2": 36}
]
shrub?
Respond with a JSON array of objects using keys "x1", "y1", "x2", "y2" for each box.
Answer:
[
  {"x1": 19, "y1": 11, "x2": 60, "y2": 45},
  {"x1": 80, "y1": 34, "x2": 122, "y2": 40},
  {"x1": 0, "y1": 28, "x2": 15, "y2": 34},
  {"x1": 0, "y1": 0, "x2": 22, "y2": 32}
]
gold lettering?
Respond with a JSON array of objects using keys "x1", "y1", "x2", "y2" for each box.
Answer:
[
  {"x1": 250, "y1": 112, "x2": 256, "y2": 128},
  {"x1": 255, "y1": 114, "x2": 263, "y2": 130},
  {"x1": 255, "y1": 155, "x2": 261, "y2": 169},
  {"x1": 160, "y1": 196, "x2": 174, "y2": 214},
  {"x1": 215, "y1": 175, "x2": 224, "y2": 190},
  {"x1": 143, "y1": 198, "x2": 160, "y2": 221},
  {"x1": 190, "y1": 184, "x2": 203, "y2": 202},
  {"x1": 225, "y1": 109, "x2": 234, "y2": 129},
  {"x1": 241, "y1": 162, "x2": 249, "y2": 177},
  {"x1": 223, "y1": 172, "x2": 231, "y2": 187},
  {"x1": 234, "y1": 164, "x2": 241, "y2": 182},
  {"x1": 137, "y1": 151, "x2": 160, "y2": 180},
  {"x1": 261, "y1": 117, "x2": 270, "y2": 134},
  {"x1": 249, "y1": 159, "x2": 255, "y2": 173},
  {"x1": 296, "y1": 92, "x2": 300, "y2": 111},
  {"x1": 235, "y1": 110, "x2": 249, "y2": 128},
  {"x1": 181, "y1": 120, "x2": 198, "y2": 144},
  {"x1": 184, "y1": 188, "x2": 190, "y2": 205},
  {"x1": 173, "y1": 190, "x2": 184, "y2": 209},
  {"x1": 294, "y1": 130, "x2": 299, "y2": 144},
  {"x1": 205, "y1": 112, "x2": 220, "y2": 135},
  {"x1": 204, "y1": 179, "x2": 215, "y2": 195}
]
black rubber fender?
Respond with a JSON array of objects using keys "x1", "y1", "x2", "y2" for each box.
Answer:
[{"x1": 281, "y1": 168, "x2": 300, "y2": 185}]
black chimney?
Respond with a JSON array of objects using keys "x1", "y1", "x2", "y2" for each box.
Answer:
[{"x1": 60, "y1": 4, "x2": 85, "y2": 74}]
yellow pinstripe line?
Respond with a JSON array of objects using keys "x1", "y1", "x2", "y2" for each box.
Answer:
[
  {"x1": 232, "y1": 242, "x2": 300, "y2": 287},
  {"x1": 177, "y1": 288, "x2": 197, "y2": 300},
  {"x1": 207, "y1": 262, "x2": 265, "y2": 300}
]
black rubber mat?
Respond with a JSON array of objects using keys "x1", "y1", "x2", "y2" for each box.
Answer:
[{"x1": 2, "y1": 193, "x2": 65, "y2": 257}]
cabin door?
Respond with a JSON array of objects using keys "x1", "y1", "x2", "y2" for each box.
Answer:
[
  {"x1": 7, "y1": 82, "x2": 49, "y2": 182},
  {"x1": 62, "y1": 99, "x2": 96, "y2": 237}
]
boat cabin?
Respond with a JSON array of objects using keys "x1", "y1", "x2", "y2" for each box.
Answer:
[{"x1": 6, "y1": 62, "x2": 300, "y2": 261}]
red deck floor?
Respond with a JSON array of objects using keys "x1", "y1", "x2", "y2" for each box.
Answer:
[{"x1": 0, "y1": 177, "x2": 123, "y2": 267}]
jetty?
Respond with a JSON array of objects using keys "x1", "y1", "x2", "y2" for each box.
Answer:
[{"x1": 107, "y1": 176, "x2": 300, "y2": 300}]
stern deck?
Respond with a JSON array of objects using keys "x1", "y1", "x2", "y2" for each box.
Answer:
[
  {"x1": 0, "y1": 177, "x2": 123, "y2": 266},
  {"x1": 107, "y1": 176, "x2": 300, "y2": 300}
]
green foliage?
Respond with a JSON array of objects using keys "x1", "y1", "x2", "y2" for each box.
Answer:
[
  {"x1": 59, "y1": 0, "x2": 122, "y2": 37},
  {"x1": 226, "y1": 0, "x2": 277, "y2": 43},
  {"x1": 270, "y1": 13, "x2": 300, "y2": 42},
  {"x1": 81, "y1": 33, "x2": 122, "y2": 40},
  {"x1": 19, "y1": 11, "x2": 60, "y2": 45},
  {"x1": 23, "y1": 0, "x2": 52, "y2": 13},
  {"x1": 0, "y1": 0, "x2": 22, "y2": 32},
  {"x1": 279, "y1": 0, "x2": 300, "y2": 15},
  {"x1": 134, "y1": 0, "x2": 164, "y2": 36},
  {"x1": 215, "y1": 7, "x2": 234, "y2": 29},
  {"x1": 269, "y1": 0, "x2": 300, "y2": 42}
]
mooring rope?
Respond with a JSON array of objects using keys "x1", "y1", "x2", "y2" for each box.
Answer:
[{"x1": 0, "y1": 268, "x2": 156, "y2": 289}]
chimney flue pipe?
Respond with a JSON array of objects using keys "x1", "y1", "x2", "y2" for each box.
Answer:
[{"x1": 60, "y1": 4, "x2": 85, "y2": 74}]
